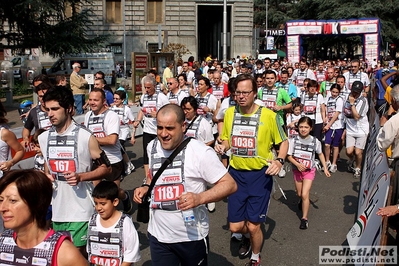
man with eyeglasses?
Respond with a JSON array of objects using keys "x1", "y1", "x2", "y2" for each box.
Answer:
[
  {"x1": 215, "y1": 74, "x2": 288, "y2": 266},
  {"x1": 70, "y1": 63, "x2": 88, "y2": 115},
  {"x1": 343, "y1": 59, "x2": 370, "y2": 96},
  {"x1": 166, "y1": 77, "x2": 188, "y2": 105},
  {"x1": 21, "y1": 78, "x2": 53, "y2": 148}
]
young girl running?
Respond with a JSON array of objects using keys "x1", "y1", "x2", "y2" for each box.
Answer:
[
  {"x1": 287, "y1": 117, "x2": 331, "y2": 230},
  {"x1": 323, "y1": 83, "x2": 344, "y2": 173}
]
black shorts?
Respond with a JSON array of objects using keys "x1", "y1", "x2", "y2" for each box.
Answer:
[
  {"x1": 143, "y1": 132, "x2": 157, "y2": 165},
  {"x1": 105, "y1": 160, "x2": 124, "y2": 181}
]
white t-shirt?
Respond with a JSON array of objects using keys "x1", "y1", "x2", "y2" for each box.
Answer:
[
  {"x1": 167, "y1": 89, "x2": 189, "y2": 106},
  {"x1": 326, "y1": 96, "x2": 344, "y2": 130},
  {"x1": 88, "y1": 213, "x2": 141, "y2": 263},
  {"x1": 186, "y1": 71, "x2": 195, "y2": 84},
  {"x1": 301, "y1": 93, "x2": 325, "y2": 124},
  {"x1": 110, "y1": 105, "x2": 136, "y2": 141},
  {"x1": 140, "y1": 92, "x2": 169, "y2": 135},
  {"x1": 38, "y1": 123, "x2": 95, "y2": 222},
  {"x1": 292, "y1": 68, "x2": 316, "y2": 87},
  {"x1": 344, "y1": 97, "x2": 369, "y2": 136},
  {"x1": 288, "y1": 135, "x2": 322, "y2": 170},
  {"x1": 147, "y1": 139, "x2": 227, "y2": 243},
  {"x1": 216, "y1": 97, "x2": 234, "y2": 120},
  {"x1": 343, "y1": 71, "x2": 370, "y2": 91},
  {"x1": 85, "y1": 110, "x2": 122, "y2": 164},
  {"x1": 197, "y1": 93, "x2": 218, "y2": 134},
  {"x1": 185, "y1": 116, "x2": 214, "y2": 144}
]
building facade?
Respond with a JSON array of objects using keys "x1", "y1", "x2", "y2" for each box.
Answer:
[{"x1": 87, "y1": 0, "x2": 254, "y2": 65}]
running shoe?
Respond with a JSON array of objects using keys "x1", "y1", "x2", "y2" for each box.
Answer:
[
  {"x1": 278, "y1": 167, "x2": 286, "y2": 178},
  {"x1": 329, "y1": 164, "x2": 337, "y2": 173},
  {"x1": 347, "y1": 160, "x2": 355, "y2": 173},
  {"x1": 314, "y1": 159, "x2": 322, "y2": 171},
  {"x1": 300, "y1": 218, "x2": 308, "y2": 230},
  {"x1": 125, "y1": 162, "x2": 135, "y2": 175},
  {"x1": 123, "y1": 191, "x2": 133, "y2": 213},
  {"x1": 354, "y1": 168, "x2": 361, "y2": 178},
  {"x1": 238, "y1": 236, "x2": 251, "y2": 257},
  {"x1": 207, "y1": 202, "x2": 216, "y2": 213},
  {"x1": 231, "y1": 233, "x2": 242, "y2": 242},
  {"x1": 326, "y1": 161, "x2": 332, "y2": 170},
  {"x1": 245, "y1": 256, "x2": 261, "y2": 266}
]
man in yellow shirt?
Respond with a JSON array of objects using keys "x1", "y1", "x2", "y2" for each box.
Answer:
[{"x1": 215, "y1": 74, "x2": 288, "y2": 266}]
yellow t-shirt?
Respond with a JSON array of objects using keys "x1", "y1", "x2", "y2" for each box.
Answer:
[
  {"x1": 221, "y1": 105, "x2": 287, "y2": 170},
  {"x1": 384, "y1": 85, "x2": 392, "y2": 104}
]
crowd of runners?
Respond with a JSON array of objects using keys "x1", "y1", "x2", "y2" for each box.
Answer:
[{"x1": 0, "y1": 54, "x2": 398, "y2": 266}]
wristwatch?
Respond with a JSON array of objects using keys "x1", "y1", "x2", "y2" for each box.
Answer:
[{"x1": 276, "y1": 158, "x2": 285, "y2": 165}]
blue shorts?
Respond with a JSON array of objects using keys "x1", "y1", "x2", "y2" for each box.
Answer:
[
  {"x1": 149, "y1": 233, "x2": 209, "y2": 266},
  {"x1": 325, "y1": 128, "x2": 344, "y2": 147},
  {"x1": 228, "y1": 166, "x2": 272, "y2": 223}
]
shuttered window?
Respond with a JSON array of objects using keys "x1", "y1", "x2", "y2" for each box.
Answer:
[
  {"x1": 106, "y1": 0, "x2": 122, "y2": 24},
  {"x1": 147, "y1": 0, "x2": 163, "y2": 24}
]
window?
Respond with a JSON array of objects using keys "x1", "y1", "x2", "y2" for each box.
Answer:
[
  {"x1": 147, "y1": 0, "x2": 163, "y2": 24},
  {"x1": 148, "y1": 43, "x2": 162, "y2": 53},
  {"x1": 107, "y1": 44, "x2": 123, "y2": 54},
  {"x1": 106, "y1": 0, "x2": 122, "y2": 24}
]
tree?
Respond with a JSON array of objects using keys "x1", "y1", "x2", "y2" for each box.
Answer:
[
  {"x1": 0, "y1": 0, "x2": 105, "y2": 57},
  {"x1": 162, "y1": 43, "x2": 191, "y2": 60}
]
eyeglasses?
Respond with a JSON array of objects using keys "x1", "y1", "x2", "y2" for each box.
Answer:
[{"x1": 234, "y1": 91, "x2": 253, "y2": 97}]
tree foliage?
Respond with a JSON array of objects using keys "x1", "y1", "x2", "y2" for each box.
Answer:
[
  {"x1": 0, "y1": 0, "x2": 105, "y2": 57},
  {"x1": 254, "y1": 0, "x2": 399, "y2": 57},
  {"x1": 162, "y1": 43, "x2": 191, "y2": 60}
]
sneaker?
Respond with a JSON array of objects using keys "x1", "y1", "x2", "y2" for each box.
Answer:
[
  {"x1": 125, "y1": 162, "x2": 135, "y2": 175},
  {"x1": 354, "y1": 168, "x2": 361, "y2": 178},
  {"x1": 326, "y1": 161, "x2": 332, "y2": 170},
  {"x1": 347, "y1": 160, "x2": 355, "y2": 173},
  {"x1": 278, "y1": 167, "x2": 286, "y2": 178},
  {"x1": 245, "y1": 257, "x2": 261, "y2": 266},
  {"x1": 231, "y1": 233, "x2": 242, "y2": 242},
  {"x1": 314, "y1": 159, "x2": 322, "y2": 171},
  {"x1": 299, "y1": 218, "x2": 308, "y2": 230},
  {"x1": 298, "y1": 199, "x2": 302, "y2": 211},
  {"x1": 329, "y1": 164, "x2": 337, "y2": 173},
  {"x1": 207, "y1": 202, "x2": 216, "y2": 213},
  {"x1": 238, "y1": 236, "x2": 251, "y2": 257},
  {"x1": 123, "y1": 191, "x2": 133, "y2": 213}
]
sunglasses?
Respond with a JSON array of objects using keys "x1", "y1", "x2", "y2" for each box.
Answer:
[
  {"x1": 114, "y1": 98, "x2": 121, "y2": 100},
  {"x1": 167, "y1": 82, "x2": 174, "y2": 85}
]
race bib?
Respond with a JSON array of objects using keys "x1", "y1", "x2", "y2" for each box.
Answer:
[
  {"x1": 90, "y1": 256, "x2": 120, "y2": 266},
  {"x1": 154, "y1": 184, "x2": 184, "y2": 202},
  {"x1": 49, "y1": 159, "x2": 76, "y2": 172},
  {"x1": 231, "y1": 136, "x2": 255, "y2": 149},
  {"x1": 39, "y1": 118, "x2": 52, "y2": 129},
  {"x1": 293, "y1": 150, "x2": 312, "y2": 168},
  {"x1": 303, "y1": 100, "x2": 316, "y2": 114}
]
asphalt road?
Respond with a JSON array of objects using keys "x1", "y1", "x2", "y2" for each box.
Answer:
[{"x1": 4, "y1": 104, "x2": 360, "y2": 266}]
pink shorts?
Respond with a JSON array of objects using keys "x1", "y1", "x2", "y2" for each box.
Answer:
[{"x1": 293, "y1": 168, "x2": 316, "y2": 182}]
